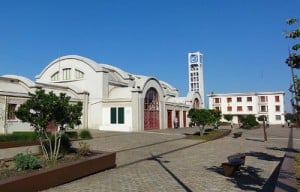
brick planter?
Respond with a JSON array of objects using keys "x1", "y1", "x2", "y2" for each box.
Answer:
[{"x1": 0, "y1": 151, "x2": 116, "y2": 192}]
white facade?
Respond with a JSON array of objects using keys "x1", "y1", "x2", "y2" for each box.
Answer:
[
  {"x1": 188, "y1": 52, "x2": 204, "y2": 108},
  {"x1": 207, "y1": 92, "x2": 285, "y2": 125},
  {"x1": 0, "y1": 55, "x2": 203, "y2": 133}
]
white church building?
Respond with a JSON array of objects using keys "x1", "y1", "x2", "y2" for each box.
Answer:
[{"x1": 0, "y1": 55, "x2": 203, "y2": 133}]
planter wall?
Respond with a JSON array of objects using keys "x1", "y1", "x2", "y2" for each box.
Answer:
[
  {"x1": 0, "y1": 151, "x2": 116, "y2": 192},
  {"x1": 0, "y1": 141, "x2": 39, "y2": 149}
]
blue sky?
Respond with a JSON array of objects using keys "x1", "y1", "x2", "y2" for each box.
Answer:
[{"x1": 0, "y1": 0, "x2": 299, "y2": 111}]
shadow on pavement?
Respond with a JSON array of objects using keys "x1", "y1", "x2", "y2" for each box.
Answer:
[
  {"x1": 267, "y1": 146, "x2": 298, "y2": 153},
  {"x1": 206, "y1": 151, "x2": 283, "y2": 191},
  {"x1": 206, "y1": 165, "x2": 265, "y2": 191},
  {"x1": 245, "y1": 138, "x2": 265, "y2": 142},
  {"x1": 148, "y1": 153, "x2": 193, "y2": 192},
  {"x1": 245, "y1": 151, "x2": 282, "y2": 161}
]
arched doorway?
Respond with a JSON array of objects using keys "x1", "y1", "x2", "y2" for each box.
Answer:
[
  {"x1": 193, "y1": 98, "x2": 200, "y2": 108},
  {"x1": 144, "y1": 88, "x2": 160, "y2": 130}
]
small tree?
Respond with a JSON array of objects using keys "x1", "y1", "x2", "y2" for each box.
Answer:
[
  {"x1": 223, "y1": 114, "x2": 233, "y2": 122},
  {"x1": 257, "y1": 115, "x2": 268, "y2": 141},
  {"x1": 211, "y1": 110, "x2": 222, "y2": 128},
  {"x1": 15, "y1": 89, "x2": 83, "y2": 161},
  {"x1": 240, "y1": 115, "x2": 259, "y2": 129},
  {"x1": 188, "y1": 109, "x2": 221, "y2": 135},
  {"x1": 285, "y1": 113, "x2": 295, "y2": 122},
  {"x1": 285, "y1": 18, "x2": 300, "y2": 125}
]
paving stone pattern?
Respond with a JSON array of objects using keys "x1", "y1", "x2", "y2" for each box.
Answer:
[{"x1": 2, "y1": 125, "x2": 299, "y2": 192}]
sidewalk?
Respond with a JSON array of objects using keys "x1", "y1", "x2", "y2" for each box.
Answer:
[{"x1": 3, "y1": 125, "x2": 298, "y2": 192}]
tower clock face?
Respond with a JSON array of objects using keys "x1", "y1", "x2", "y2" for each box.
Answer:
[{"x1": 190, "y1": 55, "x2": 198, "y2": 63}]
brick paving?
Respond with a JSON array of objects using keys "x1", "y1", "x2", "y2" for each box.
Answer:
[{"x1": 2, "y1": 125, "x2": 299, "y2": 191}]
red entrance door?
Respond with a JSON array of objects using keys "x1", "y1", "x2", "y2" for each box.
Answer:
[
  {"x1": 144, "y1": 88, "x2": 160, "y2": 130},
  {"x1": 183, "y1": 111, "x2": 187, "y2": 127},
  {"x1": 167, "y1": 110, "x2": 172, "y2": 128},
  {"x1": 144, "y1": 111, "x2": 159, "y2": 130},
  {"x1": 175, "y1": 111, "x2": 180, "y2": 128}
]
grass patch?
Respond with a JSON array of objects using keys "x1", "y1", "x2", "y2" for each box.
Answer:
[
  {"x1": 185, "y1": 129, "x2": 228, "y2": 141},
  {"x1": 296, "y1": 152, "x2": 300, "y2": 191}
]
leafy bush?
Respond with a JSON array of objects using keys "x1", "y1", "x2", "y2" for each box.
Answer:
[
  {"x1": 65, "y1": 131, "x2": 78, "y2": 139},
  {"x1": 0, "y1": 132, "x2": 38, "y2": 142},
  {"x1": 13, "y1": 153, "x2": 41, "y2": 170},
  {"x1": 240, "y1": 115, "x2": 259, "y2": 129},
  {"x1": 79, "y1": 130, "x2": 92, "y2": 139},
  {"x1": 78, "y1": 141, "x2": 92, "y2": 156}
]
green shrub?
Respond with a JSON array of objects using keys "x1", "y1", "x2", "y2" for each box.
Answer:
[
  {"x1": 0, "y1": 132, "x2": 38, "y2": 142},
  {"x1": 240, "y1": 115, "x2": 259, "y2": 129},
  {"x1": 65, "y1": 131, "x2": 78, "y2": 139},
  {"x1": 13, "y1": 153, "x2": 41, "y2": 170},
  {"x1": 79, "y1": 129, "x2": 92, "y2": 139}
]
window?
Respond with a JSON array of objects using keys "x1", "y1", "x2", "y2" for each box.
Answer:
[
  {"x1": 260, "y1": 105, "x2": 268, "y2": 112},
  {"x1": 227, "y1": 106, "x2": 232, "y2": 111},
  {"x1": 275, "y1": 95, "x2": 280, "y2": 102},
  {"x1": 51, "y1": 71, "x2": 59, "y2": 81},
  {"x1": 247, "y1": 106, "x2": 253, "y2": 111},
  {"x1": 215, "y1": 98, "x2": 221, "y2": 103},
  {"x1": 110, "y1": 107, "x2": 125, "y2": 124},
  {"x1": 75, "y1": 69, "x2": 84, "y2": 79},
  {"x1": 227, "y1": 97, "x2": 232, "y2": 103},
  {"x1": 275, "y1": 105, "x2": 280, "y2": 112},
  {"x1": 237, "y1": 106, "x2": 242, "y2": 111},
  {"x1": 214, "y1": 98, "x2": 221, "y2": 103},
  {"x1": 63, "y1": 68, "x2": 71, "y2": 80},
  {"x1": 215, "y1": 107, "x2": 220, "y2": 111},
  {"x1": 259, "y1": 96, "x2": 268, "y2": 102},
  {"x1": 247, "y1": 97, "x2": 252, "y2": 102},
  {"x1": 237, "y1": 97, "x2": 242, "y2": 102},
  {"x1": 8, "y1": 104, "x2": 17, "y2": 120},
  {"x1": 275, "y1": 115, "x2": 281, "y2": 120}
]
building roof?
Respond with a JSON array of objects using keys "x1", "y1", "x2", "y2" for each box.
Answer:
[
  {"x1": 0, "y1": 75, "x2": 34, "y2": 96},
  {"x1": 207, "y1": 91, "x2": 285, "y2": 97}
]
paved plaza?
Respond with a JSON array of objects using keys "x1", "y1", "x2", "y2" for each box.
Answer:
[{"x1": 2, "y1": 125, "x2": 300, "y2": 192}]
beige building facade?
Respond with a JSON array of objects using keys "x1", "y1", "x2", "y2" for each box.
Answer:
[{"x1": 0, "y1": 55, "x2": 203, "y2": 133}]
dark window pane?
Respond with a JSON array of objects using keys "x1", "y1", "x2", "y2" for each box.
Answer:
[
  {"x1": 118, "y1": 107, "x2": 124, "y2": 124},
  {"x1": 111, "y1": 107, "x2": 116, "y2": 124}
]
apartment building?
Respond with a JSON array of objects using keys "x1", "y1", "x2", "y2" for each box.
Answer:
[{"x1": 207, "y1": 92, "x2": 285, "y2": 125}]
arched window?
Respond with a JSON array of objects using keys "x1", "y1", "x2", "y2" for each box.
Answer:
[
  {"x1": 51, "y1": 71, "x2": 59, "y2": 81},
  {"x1": 75, "y1": 69, "x2": 84, "y2": 79},
  {"x1": 144, "y1": 88, "x2": 159, "y2": 111}
]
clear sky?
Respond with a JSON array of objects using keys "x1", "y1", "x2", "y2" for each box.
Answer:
[{"x1": 0, "y1": 0, "x2": 299, "y2": 111}]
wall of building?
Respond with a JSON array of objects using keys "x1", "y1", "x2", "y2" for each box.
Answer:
[
  {"x1": 1, "y1": 55, "x2": 201, "y2": 133},
  {"x1": 208, "y1": 92, "x2": 285, "y2": 125}
]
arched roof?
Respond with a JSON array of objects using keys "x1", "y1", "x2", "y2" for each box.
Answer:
[
  {"x1": 0, "y1": 75, "x2": 35, "y2": 94},
  {"x1": 36, "y1": 55, "x2": 132, "y2": 82},
  {"x1": 2, "y1": 75, "x2": 35, "y2": 87},
  {"x1": 36, "y1": 55, "x2": 100, "y2": 79}
]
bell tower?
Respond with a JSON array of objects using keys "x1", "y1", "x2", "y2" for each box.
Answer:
[{"x1": 188, "y1": 52, "x2": 204, "y2": 107}]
